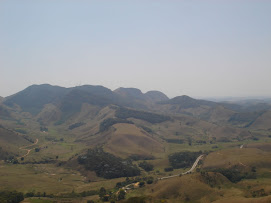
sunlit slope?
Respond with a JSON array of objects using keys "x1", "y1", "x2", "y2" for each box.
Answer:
[
  {"x1": 104, "y1": 123, "x2": 164, "y2": 158},
  {"x1": 202, "y1": 147, "x2": 271, "y2": 169},
  {"x1": 141, "y1": 173, "x2": 230, "y2": 203}
]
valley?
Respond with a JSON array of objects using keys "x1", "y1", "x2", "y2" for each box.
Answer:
[{"x1": 0, "y1": 84, "x2": 271, "y2": 202}]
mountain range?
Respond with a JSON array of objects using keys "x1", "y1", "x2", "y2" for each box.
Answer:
[
  {"x1": 1, "y1": 84, "x2": 271, "y2": 202},
  {"x1": 2, "y1": 84, "x2": 271, "y2": 129}
]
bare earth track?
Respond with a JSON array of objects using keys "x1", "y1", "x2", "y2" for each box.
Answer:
[
  {"x1": 122, "y1": 155, "x2": 204, "y2": 191},
  {"x1": 159, "y1": 155, "x2": 204, "y2": 180},
  {"x1": 18, "y1": 138, "x2": 39, "y2": 159}
]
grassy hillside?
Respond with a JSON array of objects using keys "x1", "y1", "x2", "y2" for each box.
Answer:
[
  {"x1": 249, "y1": 110, "x2": 271, "y2": 130},
  {"x1": 1, "y1": 84, "x2": 271, "y2": 202},
  {"x1": 202, "y1": 147, "x2": 271, "y2": 169},
  {"x1": 104, "y1": 123, "x2": 164, "y2": 158},
  {"x1": 0, "y1": 125, "x2": 31, "y2": 158}
]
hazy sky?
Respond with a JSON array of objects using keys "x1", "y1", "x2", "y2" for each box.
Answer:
[{"x1": 1, "y1": 1, "x2": 271, "y2": 98}]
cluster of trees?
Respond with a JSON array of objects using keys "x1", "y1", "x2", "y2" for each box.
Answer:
[
  {"x1": 99, "y1": 118, "x2": 133, "y2": 132},
  {"x1": 115, "y1": 107, "x2": 171, "y2": 124},
  {"x1": 168, "y1": 151, "x2": 202, "y2": 169},
  {"x1": 14, "y1": 129, "x2": 27, "y2": 134},
  {"x1": 140, "y1": 126, "x2": 153, "y2": 133},
  {"x1": 165, "y1": 139, "x2": 185, "y2": 144},
  {"x1": 138, "y1": 161, "x2": 154, "y2": 172},
  {"x1": 196, "y1": 140, "x2": 207, "y2": 144},
  {"x1": 0, "y1": 189, "x2": 98, "y2": 202},
  {"x1": 0, "y1": 191, "x2": 24, "y2": 203},
  {"x1": 212, "y1": 165, "x2": 256, "y2": 183},
  {"x1": 40, "y1": 126, "x2": 48, "y2": 132},
  {"x1": 115, "y1": 176, "x2": 154, "y2": 189},
  {"x1": 25, "y1": 189, "x2": 98, "y2": 199},
  {"x1": 98, "y1": 187, "x2": 125, "y2": 202},
  {"x1": 164, "y1": 167, "x2": 173, "y2": 172},
  {"x1": 1, "y1": 153, "x2": 19, "y2": 164},
  {"x1": 68, "y1": 122, "x2": 85, "y2": 130},
  {"x1": 78, "y1": 148, "x2": 140, "y2": 179},
  {"x1": 251, "y1": 188, "x2": 267, "y2": 197},
  {"x1": 45, "y1": 137, "x2": 64, "y2": 142},
  {"x1": 129, "y1": 154, "x2": 154, "y2": 161},
  {"x1": 34, "y1": 147, "x2": 40, "y2": 152},
  {"x1": 199, "y1": 171, "x2": 226, "y2": 188}
]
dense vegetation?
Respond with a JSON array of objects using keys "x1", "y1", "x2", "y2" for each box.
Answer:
[
  {"x1": 14, "y1": 129, "x2": 27, "y2": 134},
  {"x1": 212, "y1": 165, "x2": 256, "y2": 183},
  {"x1": 116, "y1": 107, "x2": 171, "y2": 124},
  {"x1": 68, "y1": 122, "x2": 85, "y2": 130},
  {"x1": 78, "y1": 148, "x2": 140, "y2": 179},
  {"x1": 39, "y1": 126, "x2": 48, "y2": 132},
  {"x1": 0, "y1": 191, "x2": 24, "y2": 203},
  {"x1": 165, "y1": 138, "x2": 185, "y2": 144},
  {"x1": 138, "y1": 161, "x2": 154, "y2": 172},
  {"x1": 168, "y1": 151, "x2": 202, "y2": 169},
  {"x1": 99, "y1": 118, "x2": 133, "y2": 132},
  {"x1": 129, "y1": 154, "x2": 155, "y2": 161}
]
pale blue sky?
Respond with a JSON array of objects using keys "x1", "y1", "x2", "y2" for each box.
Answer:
[{"x1": 1, "y1": 1, "x2": 271, "y2": 98}]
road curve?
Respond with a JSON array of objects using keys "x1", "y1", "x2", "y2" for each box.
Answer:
[{"x1": 159, "y1": 155, "x2": 204, "y2": 180}]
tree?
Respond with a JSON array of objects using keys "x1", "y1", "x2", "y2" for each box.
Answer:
[
  {"x1": 139, "y1": 161, "x2": 154, "y2": 172},
  {"x1": 118, "y1": 189, "x2": 126, "y2": 200},
  {"x1": 99, "y1": 187, "x2": 106, "y2": 199},
  {"x1": 139, "y1": 181, "x2": 145, "y2": 187}
]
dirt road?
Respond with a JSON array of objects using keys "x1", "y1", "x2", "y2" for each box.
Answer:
[
  {"x1": 159, "y1": 155, "x2": 204, "y2": 180},
  {"x1": 19, "y1": 138, "x2": 39, "y2": 159}
]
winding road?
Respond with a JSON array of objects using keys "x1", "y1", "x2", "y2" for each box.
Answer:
[
  {"x1": 18, "y1": 138, "x2": 39, "y2": 159},
  {"x1": 120, "y1": 155, "x2": 204, "y2": 191},
  {"x1": 159, "y1": 155, "x2": 204, "y2": 180}
]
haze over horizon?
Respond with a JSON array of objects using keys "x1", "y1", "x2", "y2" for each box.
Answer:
[{"x1": 1, "y1": 1, "x2": 271, "y2": 98}]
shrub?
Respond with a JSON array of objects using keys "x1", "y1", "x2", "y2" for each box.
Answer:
[
  {"x1": 68, "y1": 122, "x2": 85, "y2": 130},
  {"x1": 99, "y1": 118, "x2": 133, "y2": 132},
  {"x1": 164, "y1": 167, "x2": 173, "y2": 172},
  {"x1": 139, "y1": 161, "x2": 154, "y2": 172},
  {"x1": 0, "y1": 191, "x2": 24, "y2": 203}
]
